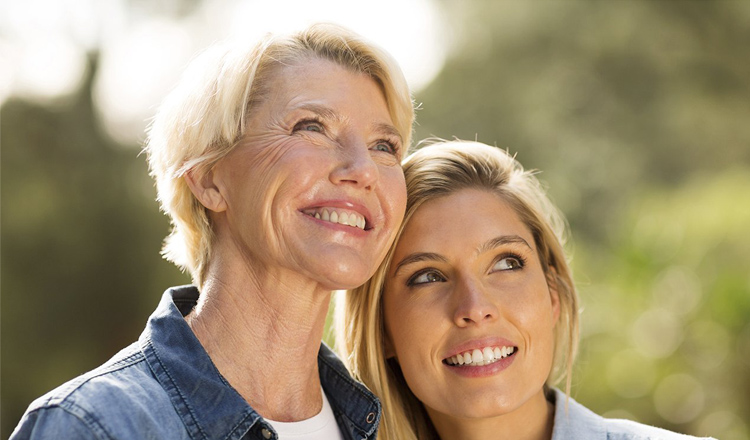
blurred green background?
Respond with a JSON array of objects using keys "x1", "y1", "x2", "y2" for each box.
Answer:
[{"x1": 2, "y1": 1, "x2": 749, "y2": 439}]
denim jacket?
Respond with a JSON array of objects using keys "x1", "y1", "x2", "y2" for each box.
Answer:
[
  {"x1": 11, "y1": 286, "x2": 381, "y2": 440},
  {"x1": 551, "y1": 388, "x2": 715, "y2": 440}
]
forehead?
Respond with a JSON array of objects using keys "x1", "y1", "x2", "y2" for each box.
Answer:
[
  {"x1": 395, "y1": 188, "x2": 535, "y2": 257},
  {"x1": 263, "y1": 57, "x2": 388, "y2": 113}
]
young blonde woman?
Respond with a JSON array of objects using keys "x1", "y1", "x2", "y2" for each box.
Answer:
[{"x1": 336, "y1": 140, "x2": 714, "y2": 440}]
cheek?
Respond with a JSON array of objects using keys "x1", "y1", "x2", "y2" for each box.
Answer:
[
  {"x1": 517, "y1": 287, "x2": 559, "y2": 368},
  {"x1": 378, "y1": 167, "x2": 406, "y2": 216},
  {"x1": 384, "y1": 294, "x2": 438, "y2": 373},
  {"x1": 383, "y1": 293, "x2": 416, "y2": 357}
]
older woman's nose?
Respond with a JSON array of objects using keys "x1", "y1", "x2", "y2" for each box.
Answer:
[
  {"x1": 452, "y1": 280, "x2": 499, "y2": 327},
  {"x1": 330, "y1": 142, "x2": 379, "y2": 189}
]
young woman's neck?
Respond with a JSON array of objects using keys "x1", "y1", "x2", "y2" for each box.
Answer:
[
  {"x1": 428, "y1": 389, "x2": 555, "y2": 440},
  {"x1": 186, "y1": 253, "x2": 333, "y2": 422}
]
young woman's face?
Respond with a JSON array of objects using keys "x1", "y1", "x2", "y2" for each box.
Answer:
[{"x1": 383, "y1": 188, "x2": 560, "y2": 422}]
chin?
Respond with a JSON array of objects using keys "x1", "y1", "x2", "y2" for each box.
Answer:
[
  {"x1": 321, "y1": 272, "x2": 371, "y2": 291},
  {"x1": 313, "y1": 261, "x2": 373, "y2": 291},
  {"x1": 432, "y1": 398, "x2": 520, "y2": 421}
]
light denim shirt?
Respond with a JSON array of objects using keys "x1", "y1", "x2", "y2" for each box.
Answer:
[
  {"x1": 11, "y1": 286, "x2": 381, "y2": 440},
  {"x1": 551, "y1": 388, "x2": 715, "y2": 440}
]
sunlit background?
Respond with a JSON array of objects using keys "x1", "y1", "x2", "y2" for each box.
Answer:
[{"x1": 2, "y1": 1, "x2": 749, "y2": 439}]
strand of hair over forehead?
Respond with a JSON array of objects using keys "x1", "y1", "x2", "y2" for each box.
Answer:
[
  {"x1": 299, "y1": 24, "x2": 376, "y2": 73},
  {"x1": 404, "y1": 141, "x2": 569, "y2": 247}
]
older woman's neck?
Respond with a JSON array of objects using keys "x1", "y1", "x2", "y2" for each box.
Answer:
[{"x1": 186, "y1": 260, "x2": 334, "y2": 422}]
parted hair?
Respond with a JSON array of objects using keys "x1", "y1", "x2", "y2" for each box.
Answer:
[
  {"x1": 336, "y1": 140, "x2": 580, "y2": 440},
  {"x1": 144, "y1": 23, "x2": 414, "y2": 287}
]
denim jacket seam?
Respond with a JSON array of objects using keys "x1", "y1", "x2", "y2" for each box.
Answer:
[
  {"x1": 142, "y1": 335, "x2": 208, "y2": 440},
  {"x1": 39, "y1": 352, "x2": 145, "y2": 410},
  {"x1": 31, "y1": 402, "x2": 114, "y2": 440}
]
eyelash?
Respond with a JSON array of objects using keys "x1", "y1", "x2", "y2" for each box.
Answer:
[
  {"x1": 405, "y1": 252, "x2": 526, "y2": 287},
  {"x1": 292, "y1": 117, "x2": 325, "y2": 134},
  {"x1": 405, "y1": 268, "x2": 446, "y2": 287},
  {"x1": 373, "y1": 138, "x2": 401, "y2": 157},
  {"x1": 492, "y1": 253, "x2": 527, "y2": 272},
  {"x1": 292, "y1": 118, "x2": 401, "y2": 157}
]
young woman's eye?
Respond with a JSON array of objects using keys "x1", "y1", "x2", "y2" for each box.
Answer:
[
  {"x1": 406, "y1": 269, "x2": 446, "y2": 286},
  {"x1": 293, "y1": 119, "x2": 324, "y2": 133},
  {"x1": 492, "y1": 255, "x2": 525, "y2": 272}
]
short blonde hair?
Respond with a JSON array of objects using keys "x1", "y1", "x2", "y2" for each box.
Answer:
[
  {"x1": 145, "y1": 23, "x2": 414, "y2": 287},
  {"x1": 336, "y1": 140, "x2": 580, "y2": 440}
]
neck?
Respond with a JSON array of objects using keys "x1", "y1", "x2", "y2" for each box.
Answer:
[
  {"x1": 429, "y1": 389, "x2": 555, "y2": 440},
  {"x1": 186, "y1": 253, "x2": 333, "y2": 422}
]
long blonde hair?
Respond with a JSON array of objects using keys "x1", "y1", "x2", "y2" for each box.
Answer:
[
  {"x1": 336, "y1": 140, "x2": 580, "y2": 440},
  {"x1": 144, "y1": 23, "x2": 414, "y2": 288}
]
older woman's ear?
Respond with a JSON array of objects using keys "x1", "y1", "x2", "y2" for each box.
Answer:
[
  {"x1": 184, "y1": 168, "x2": 228, "y2": 213},
  {"x1": 546, "y1": 266, "x2": 561, "y2": 323}
]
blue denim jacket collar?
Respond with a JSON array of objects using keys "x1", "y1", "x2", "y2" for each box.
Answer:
[{"x1": 139, "y1": 285, "x2": 380, "y2": 440}]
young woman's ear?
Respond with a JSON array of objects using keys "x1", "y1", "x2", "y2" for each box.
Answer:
[
  {"x1": 184, "y1": 167, "x2": 227, "y2": 213},
  {"x1": 546, "y1": 265, "x2": 561, "y2": 323}
]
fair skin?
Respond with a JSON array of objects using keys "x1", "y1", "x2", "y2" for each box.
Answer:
[
  {"x1": 383, "y1": 188, "x2": 560, "y2": 440},
  {"x1": 184, "y1": 57, "x2": 406, "y2": 421}
]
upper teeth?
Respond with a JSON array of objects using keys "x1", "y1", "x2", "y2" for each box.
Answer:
[
  {"x1": 305, "y1": 208, "x2": 366, "y2": 230},
  {"x1": 445, "y1": 346, "x2": 515, "y2": 367}
]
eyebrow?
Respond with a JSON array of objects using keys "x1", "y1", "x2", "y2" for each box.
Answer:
[
  {"x1": 476, "y1": 235, "x2": 533, "y2": 255},
  {"x1": 392, "y1": 252, "x2": 448, "y2": 277},
  {"x1": 296, "y1": 103, "x2": 340, "y2": 121},
  {"x1": 392, "y1": 235, "x2": 533, "y2": 276},
  {"x1": 373, "y1": 122, "x2": 403, "y2": 144}
]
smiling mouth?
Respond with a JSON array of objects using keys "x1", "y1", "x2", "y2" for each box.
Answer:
[
  {"x1": 444, "y1": 346, "x2": 516, "y2": 367},
  {"x1": 302, "y1": 208, "x2": 368, "y2": 230}
]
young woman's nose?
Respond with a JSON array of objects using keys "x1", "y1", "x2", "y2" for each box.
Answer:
[
  {"x1": 452, "y1": 279, "x2": 499, "y2": 327},
  {"x1": 330, "y1": 138, "x2": 379, "y2": 190}
]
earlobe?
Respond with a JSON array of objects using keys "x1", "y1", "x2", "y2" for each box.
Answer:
[{"x1": 184, "y1": 167, "x2": 228, "y2": 213}]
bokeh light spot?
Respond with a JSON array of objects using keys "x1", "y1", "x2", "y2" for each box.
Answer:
[
  {"x1": 606, "y1": 349, "x2": 657, "y2": 398},
  {"x1": 631, "y1": 307, "x2": 684, "y2": 359},
  {"x1": 654, "y1": 373, "x2": 705, "y2": 424}
]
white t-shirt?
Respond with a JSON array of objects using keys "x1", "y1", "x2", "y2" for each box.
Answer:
[{"x1": 265, "y1": 388, "x2": 345, "y2": 440}]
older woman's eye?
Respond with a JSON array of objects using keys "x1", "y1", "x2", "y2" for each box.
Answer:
[
  {"x1": 293, "y1": 119, "x2": 324, "y2": 133},
  {"x1": 406, "y1": 269, "x2": 446, "y2": 286},
  {"x1": 372, "y1": 140, "x2": 398, "y2": 156},
  {"x1": 492, "y1": 254, "x2": 525, "y2": 272}
]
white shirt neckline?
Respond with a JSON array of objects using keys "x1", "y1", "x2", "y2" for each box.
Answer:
[{"x1": 265, "y1": 387, "x2": 345, "y2": 440}]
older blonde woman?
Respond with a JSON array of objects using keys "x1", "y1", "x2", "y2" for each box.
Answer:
[
  {"x1": 12, "y1": 24, "x2": 413, "y2": 440},
  {"x1": 336, "y1": 141, "x2": 714, "y2": 440}
]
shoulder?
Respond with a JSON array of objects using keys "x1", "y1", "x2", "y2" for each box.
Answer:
[
  {"x1": 551, "y1": 388, "x2": 714, "y2": 440},
  {"x1": 12, "y1": 343, "x2": 184, "y2": 439},
  {"x1": 603, "y1": 418, "x2": 713, "y2": 440},
  {"x1": 11, "y1": 404, "x2": 107, "y2": 440}
]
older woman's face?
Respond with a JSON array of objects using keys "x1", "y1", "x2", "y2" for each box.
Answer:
[
  {"x1": 210, "y1": 57, "x2": 406, "y2": 290},
  {"x1": 383, "y1": 188, "x2": 559, "y2": 423}
]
